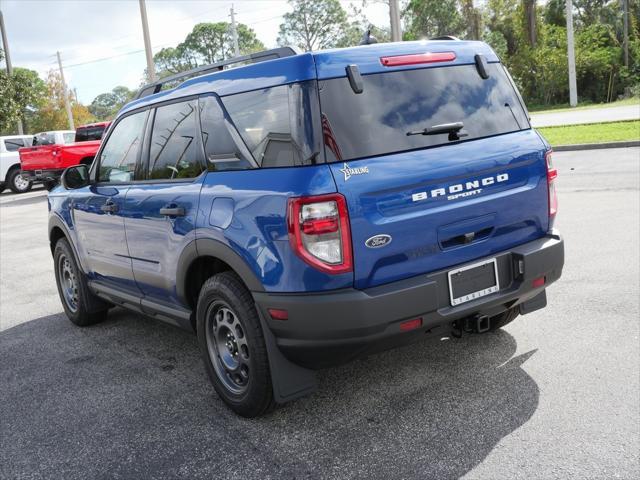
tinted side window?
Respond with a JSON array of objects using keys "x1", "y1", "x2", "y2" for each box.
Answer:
[
  {"x1": 199, "y1": 96, "x2": 253, "y2": 171},
  {"x1": 3, "y1": 139, "x2": 25, "y2": 152},
  {"x1": 222, "y1": 81, "x2": 322, "y2": 168},
  {"x1": 148, "y1": 101, "x2": 204, "y2": 180},
  {"x1": 98, "y1": 111, "x2": 147, "y2": 183}
]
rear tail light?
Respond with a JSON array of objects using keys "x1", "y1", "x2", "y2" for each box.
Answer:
[
  {"x1": 380, "y1": 51, "x2": 456, "y2": 67},
  {"x1": 287, "y1": 193, "x2": 353, "y2": 274},
  {"x1": 546, "y1": 150, "x2": 558, "y2": 226}
]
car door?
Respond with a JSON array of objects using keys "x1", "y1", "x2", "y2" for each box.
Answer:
[
  {"x1": 123, "y1": 99, "x2": 205, "y2": 308},
  {"x1": 71, "y1": 110, "x2": 148, "y2": 293}
]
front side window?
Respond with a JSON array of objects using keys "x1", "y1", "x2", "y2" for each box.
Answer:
[
  {"x1": 98, "y1": 111, "x2": 147, "y2": 183},
  {"x1": 148, "y1": 101, "x2": 204, "y2": 180},
  {"x1": 199, "y1": 96, "x2": 253, "y2": 172},
  {"x1": 222, "y1": 81, "x2": 322, "y2": 168}
]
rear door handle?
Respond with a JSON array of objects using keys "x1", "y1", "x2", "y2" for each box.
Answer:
[
  {"x1": 100, "y1": 201, "x2": 118, "y2": 213},
  {"x1": 159, "y1": 206, "x2": 185, "y2": 217}
]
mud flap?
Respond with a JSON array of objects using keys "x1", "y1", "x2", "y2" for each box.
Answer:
[
  {"x1": 257, "y1": 310, "x2": 317, "y2": 404},
  {"x1": 519, "y1": 290, "x2": 547, "y2": 315}
]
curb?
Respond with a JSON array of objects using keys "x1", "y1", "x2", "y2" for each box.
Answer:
[{"x1": 553, "y1": 140, "x2": 640, "y2": 151}]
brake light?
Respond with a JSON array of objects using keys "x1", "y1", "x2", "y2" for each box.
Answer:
[
  {"x1": 287, "y1": 194, "x2": 353, "y2": 274},
  {"x1": 546, "y1": 150, "x2": 558, "y2": 225},
  {"x1": 380, "y1": 51, "x2": 456, "y2": 67}
]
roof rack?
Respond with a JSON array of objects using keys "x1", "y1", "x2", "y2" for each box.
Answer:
[
  {"x1": 430, "y1": 35, "x2": 461, "y2": 41},
  {"x1": 133, "y1": 46, "x2": 297, "y2": 100}
]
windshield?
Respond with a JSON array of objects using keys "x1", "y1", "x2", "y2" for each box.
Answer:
[{"x1": 319, "y1": 63, "x2": 529, "y2": 162}]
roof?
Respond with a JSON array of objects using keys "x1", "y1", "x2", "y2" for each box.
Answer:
[
  {"x1": 120, "y1": 40, "x2": 498, "y2": 116},
  {"x1": 77, "y1": 122, "x2": 111, "y2": 129}
]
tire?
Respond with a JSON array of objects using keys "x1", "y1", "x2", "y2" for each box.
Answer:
[
  {"x1": 196, "y1": 271, "x2": 275, "y2": 417},
  {"x1": 0, "y1": 182, "x2": 5, "y2": 193},
  {"x1": 489, "y1": 307, "x2": 520, "y2": 331},
  {"x1": 53, "y1": 237, "x2": 110, "y2": 326},
  {"x1": 44, "y1": 180, "x2": 58, "y2": 191},
  {"x1": 7, "y1": 169, "x2": 32, "y2": 194}
]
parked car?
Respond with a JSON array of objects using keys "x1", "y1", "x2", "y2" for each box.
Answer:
[
  {"x1": 0, "y1": 135, "x2": 35, "y2": 193},
  {"x1": 48, "y1": 41, "x2": 564, "y2": 417},
  {"x1": 19, "y1": 123, "x2": 110, "y2": 189}
]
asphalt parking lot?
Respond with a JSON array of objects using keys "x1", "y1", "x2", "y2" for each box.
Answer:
[{"x1": 1, "y1": 148, "x2": 638, "y2": 479}]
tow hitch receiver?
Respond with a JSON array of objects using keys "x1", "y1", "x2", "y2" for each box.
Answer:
[
  {"x1": 474, "y1": 315, "x2": 490, "y2": 333},
  {"x1": 451, "y1": 314, "x2": 491, "y2": 337}
]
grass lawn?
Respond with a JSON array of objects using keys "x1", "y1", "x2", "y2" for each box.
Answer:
[
  {"x1": 538, "y1": 120, "x2": 640, "y2": 146},
  {"x1": 529, "y1": 97, "x2": 640, "y2": 114}
]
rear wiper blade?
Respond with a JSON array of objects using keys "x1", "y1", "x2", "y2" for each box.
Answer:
[{"x1": 406, "y1": 122, "x2": 467, "y2": 139}]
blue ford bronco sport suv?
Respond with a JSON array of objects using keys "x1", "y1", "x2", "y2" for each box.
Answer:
[{"x1": 49, "y1": 40, "x2": 564, "y2": 417}]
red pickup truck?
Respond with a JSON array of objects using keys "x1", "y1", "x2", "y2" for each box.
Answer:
[{"x1": 19, "y1": 122, "x2": 110, "y2": 189}]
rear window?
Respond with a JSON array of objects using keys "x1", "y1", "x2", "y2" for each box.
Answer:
[
  {"x1": 319, "y1": 63, "x2": 529, "y2": 162},
  {"x1": 222, "y1": 81, "x2": 322, "y2": 168},
  {"x1": 75, "y1": 125, "x2": 107, "y2": 142},
  {"x1": 33, "y1": 133, "x2": 56, "y2": 146}
]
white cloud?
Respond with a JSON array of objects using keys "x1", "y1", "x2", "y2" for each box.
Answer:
[{"x1": 2, "y1": 0, "x2": 391, "y2": 105}]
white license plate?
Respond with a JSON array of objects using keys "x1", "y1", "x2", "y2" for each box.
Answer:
[{"x1": 448, "y1": 258, "x2": 500, "y2": 306}]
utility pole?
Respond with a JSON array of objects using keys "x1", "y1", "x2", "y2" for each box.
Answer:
[
  {"x1": 623, "y1": 0, "x2": 629, "y2": 68},
  {"x1": 139, "y1": 0, "x2": 156, "y2": 82},
  {"x1": 0, "y1": 10, "x2": 24, "y2": 134},
  {"x1": 565, "y1": 0, "x2": 578, "y2": 107},
  {"x1": 56, "y1": 51, "x2": 75, "y2": 131},
  {"x1": 389, "y1": 0, "x2": 402, "y2": 42},
  {"x1": 230, "y1": 4, "x2": 240, "y2": 57}
]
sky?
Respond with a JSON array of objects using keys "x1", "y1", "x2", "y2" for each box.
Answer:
[{"x1": 1, "y1": 0, "x2": 391, "y2": 105}]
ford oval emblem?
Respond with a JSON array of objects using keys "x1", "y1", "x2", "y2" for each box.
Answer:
[{"x1": 365, "y1": 234, "x2": 392, "y2": 248}]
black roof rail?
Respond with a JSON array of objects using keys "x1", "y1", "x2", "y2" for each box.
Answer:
[
  {"x1": 133, "y1": 47, "x2": 298, "y2": 100},
  {"x1": 430, "y1": 35, "x2": 461, "y2": 41}
]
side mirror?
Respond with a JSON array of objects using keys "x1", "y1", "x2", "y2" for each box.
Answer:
[{"x1": 61, "y1": 164, "x2": 90, "y2": 190}]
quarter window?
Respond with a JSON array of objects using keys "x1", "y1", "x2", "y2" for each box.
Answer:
[
  {"x1": 222, "y1": 81, "x2": 322, "y2": 168},
  {"x1": 148, "y1": 101, "x2": 204, "y2": 180},
  {"x1": 98, "y1": 111, "x2": 147, "y2": 183},
  {"x1": 199, "y1": 96, "x2": 253, "y2": 171}
]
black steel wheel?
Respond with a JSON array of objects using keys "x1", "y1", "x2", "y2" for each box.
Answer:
[
  {"x1": 196, "y1": 271, "x2": 275, "y2": 417},
  {"x1": 53, "y1": 238, "x2": 110, "y2": 326},
  {"x1": 205, "y1": 302, "x2": 251, "y2": 394}
]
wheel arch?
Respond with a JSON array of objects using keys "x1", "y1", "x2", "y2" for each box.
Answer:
[
  {"x1": 178, "y1": 238, "x2": 265, "y2": 329},
  {"x1": 5, "y1": 162, "x2": 21, "y2": 182},
  {"x1": 48, "y1": 214, "x2": 88, "y2": 274}
]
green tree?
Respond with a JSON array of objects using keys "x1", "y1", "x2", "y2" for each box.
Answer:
[
  {"x1": 0, "y1": 67, "x2": 46, "y2": 134},
  {"x1": 277, "y1": 0, "x2": 352, "y2": 51},
  {"x1": 544, "y1": 0, "x2": 566, "y2": 27},
  {"x1": 89, "y1": 86, "x2": 135, "y2": 120},
  {"x1": 29, "y1": 71, "x2": 94, "y2": 132},
  {"x1": 153, "y1": 22, "x2": 265, "y2": 77},
  {"x1": 403, "y1": 0, "x2": 465, "y2": 40}
]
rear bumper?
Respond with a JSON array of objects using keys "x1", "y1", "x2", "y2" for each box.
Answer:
[{"x1": 253, "y1": 231, "x2": 564, "y2": 368}]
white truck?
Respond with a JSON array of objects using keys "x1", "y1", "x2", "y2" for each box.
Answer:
[{"x1": 0, "y1": 135, "x2": 35, "y2": 194}]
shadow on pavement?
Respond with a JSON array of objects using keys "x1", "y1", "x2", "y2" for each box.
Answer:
[{"x1": 0, "y1": 308, "x2": 539, "y2": 479}]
